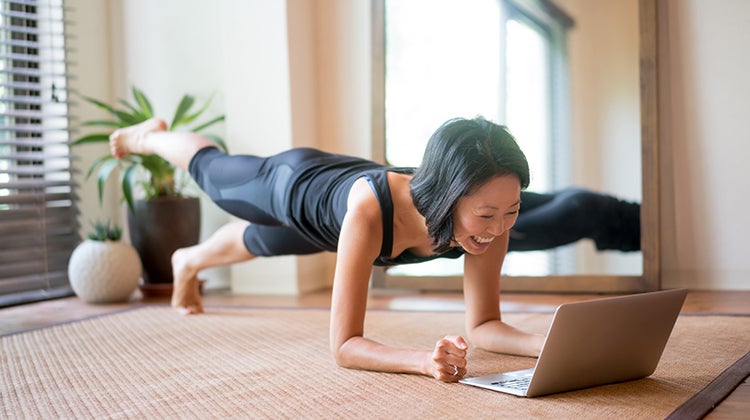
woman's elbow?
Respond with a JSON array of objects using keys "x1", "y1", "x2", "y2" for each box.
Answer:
[
  {"x1": 331, "y1": 348, "x2": 347, "y2": 368},
  {"x1": 466, "y1": 322, "x2": 492, "y2": 350},
  {"x1": 466, "y1": 329, "x2": 485, "y2": 350},
  {"x1": 330, "y1": 341, "x2": 355, "y2": 369}
]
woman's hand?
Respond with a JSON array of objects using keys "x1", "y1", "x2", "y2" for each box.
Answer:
[{"x1": 425, "y1": 335, "x2": 469, "y2": 382}]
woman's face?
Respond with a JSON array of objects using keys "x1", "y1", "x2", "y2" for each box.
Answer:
[{"x1": 451, "y1": 175, "x2": 521, "y2": 255}]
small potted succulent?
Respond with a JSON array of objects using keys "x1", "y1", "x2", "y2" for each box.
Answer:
[{"x1": 68, "y1": 220, "x2": 142, "y2": 303}]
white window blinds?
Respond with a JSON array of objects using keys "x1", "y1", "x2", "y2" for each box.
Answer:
[{"x1": 0, "y1": 0, "x2": 78, "y2": 306}]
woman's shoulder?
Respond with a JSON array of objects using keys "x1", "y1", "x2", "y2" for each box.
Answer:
[{"x1": 347, "y1": 177, "x2": 383, "y2": 219}]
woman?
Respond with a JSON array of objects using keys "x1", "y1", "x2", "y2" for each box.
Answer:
[{"x1": 109, "y1": 116, "x2": 545, "y2": 382}]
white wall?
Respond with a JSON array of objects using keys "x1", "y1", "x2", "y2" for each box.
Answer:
[
  {"x1": 314, "y1": 0, "x2": 373, "y2": 159},
  {"x1": 659, "y1": 0, "x2": 750, "y2": 290},
  {"x1": 67, "y1": 0, "x2": 118, "y2": 234}
]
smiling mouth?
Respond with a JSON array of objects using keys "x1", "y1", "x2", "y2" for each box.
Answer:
[{"x1": 472, "y1": 235, "x2": 495, "y2": 244}]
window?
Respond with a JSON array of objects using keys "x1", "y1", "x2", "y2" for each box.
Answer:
[
  {"x1": 383, "y1": 0, "x2": 572, "y2": 277},
  {"x1": 0, "y1": 0, "x2": 77, "y2": 306}
]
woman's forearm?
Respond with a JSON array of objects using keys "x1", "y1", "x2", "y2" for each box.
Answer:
[
  {"x1": 468, "y1": 319, "x2": 545, "y2": 357},
  {"x1": 333, "y1": 336, "x2": 430, "y2": 375},
  {"x1": 333, "y1": 334, "x2": 468, "y2": 382}
]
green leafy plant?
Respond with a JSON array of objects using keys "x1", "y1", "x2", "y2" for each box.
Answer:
[
  {"x1": 73, "y1": 86, "x2": 226, "y2": 213},
  {"x1": 87, "y1": 219, "x2": 123, "y2": 241}
]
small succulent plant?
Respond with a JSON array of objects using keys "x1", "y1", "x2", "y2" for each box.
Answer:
[{"x1": 87, "y1": 219, "x2": 123, "y2": 242}]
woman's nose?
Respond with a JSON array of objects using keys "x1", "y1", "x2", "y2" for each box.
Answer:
[{"x1": 487, "y1": 220, "x2": 505, "y2": 235}]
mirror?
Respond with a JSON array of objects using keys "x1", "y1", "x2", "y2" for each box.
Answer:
[{"x1": 371, "y1": 0, "x2": 659, "y2": 292}]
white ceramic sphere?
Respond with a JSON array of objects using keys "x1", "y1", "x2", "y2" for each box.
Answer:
[{"x1": 68, "y1": 240, "x2": 142, "y2": 303}]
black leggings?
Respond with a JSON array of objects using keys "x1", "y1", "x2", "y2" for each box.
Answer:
[
  {"x1": 188, "y1": 147, "x2": 326, "y2": 256},
  {"x1": 510, "y1": 188, "x2": 640, "y2": 252}
]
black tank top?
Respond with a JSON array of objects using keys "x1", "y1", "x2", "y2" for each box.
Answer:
[
  {"x1": 363, "y1": 169, "x2": 464, "y2": 266},
  {"x1": 287, "y1": 151, "x2": 463, "y2": 266}
]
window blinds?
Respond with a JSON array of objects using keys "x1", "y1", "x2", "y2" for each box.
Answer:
[{"x1": 0, "y1": 0, "x2": 78, "y2": 306}]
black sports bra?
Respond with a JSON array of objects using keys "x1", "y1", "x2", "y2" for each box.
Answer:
[{"x1": 363, "y1": 168, "x2": 464, "y2": 267}]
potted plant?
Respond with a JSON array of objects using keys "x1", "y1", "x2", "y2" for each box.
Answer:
[
  {"x1": 73, "y1": 86, "x2": 226, "y2": 297},
  {"x1": 68, "y1": 220, "x2": 142, "y2": 303}
]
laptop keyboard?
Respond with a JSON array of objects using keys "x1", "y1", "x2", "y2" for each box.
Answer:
[{"x1": 492, "y1": 376, "x2": 531, "y2": 391}]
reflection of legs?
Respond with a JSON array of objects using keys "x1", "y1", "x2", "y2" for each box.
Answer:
[
  {"x1": 510, "y1": 189, "x2": 640, "y2": 252},
  {"x1": 171, "y1": 220, "x2": 255, "y2": 314}
]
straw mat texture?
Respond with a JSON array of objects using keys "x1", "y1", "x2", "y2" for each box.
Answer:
[{"x1": 2, "y1": 306, "x2": 749, "y2": 419}]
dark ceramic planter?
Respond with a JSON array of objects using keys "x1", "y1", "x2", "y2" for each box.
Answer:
[{"x1": 127, "y1": 196, "x2": 200, "y2": 297}]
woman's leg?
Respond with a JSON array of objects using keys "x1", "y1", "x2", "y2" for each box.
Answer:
[
  {"x1": 109, "y1": 118, "x2": 214, "y2": 171},
  {"x1": 111, "y1": 120, "x2": 329, "y2": 312},
  {"x1": 171, "y1": 220, "x2": 255, "y2": 314},
  {"x1": 110, "y1": 118, "x2": 238, "y2": 314}
]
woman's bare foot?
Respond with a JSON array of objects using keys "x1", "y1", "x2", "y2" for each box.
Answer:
[
  {"x1": 171, "y1": 247, "x2": 204, "y2": 315},
  {"x1": 109, "y1": 118, "x2": 167, "y2": 158}
]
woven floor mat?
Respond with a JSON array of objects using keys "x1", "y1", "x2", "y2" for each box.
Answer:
[{"x1": 2, "y1": 307, "x2": 749, "y2": 419}]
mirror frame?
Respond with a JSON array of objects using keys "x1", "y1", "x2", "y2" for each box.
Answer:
[{"x1": 370, "y1": 0, "x2": 659, "y2": 293}]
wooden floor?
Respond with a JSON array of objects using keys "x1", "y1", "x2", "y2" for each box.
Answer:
[{"x1": 1, "y1": 289, "x2": 748, "y2": 418}]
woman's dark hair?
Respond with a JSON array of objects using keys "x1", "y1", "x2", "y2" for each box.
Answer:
[{"x1": 410, "y1": 116, "x2": 530, "y2": 253}]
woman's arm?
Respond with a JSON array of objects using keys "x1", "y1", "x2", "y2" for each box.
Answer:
[
  {"x1": 463, "y1": 231, "x2": 545, "y2": 357},
  {"x1": 329, "y1": 179, "x2": 467, "y2": 382}
]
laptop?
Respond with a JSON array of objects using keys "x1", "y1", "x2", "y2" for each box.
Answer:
[{"x1": 459, "y1": 288, "x2": 688, "y2": 397}]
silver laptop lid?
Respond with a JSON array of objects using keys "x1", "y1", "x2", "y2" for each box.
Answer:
[{"x1": 525, "y1": 288, "x2": 687, "y2": 397}]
